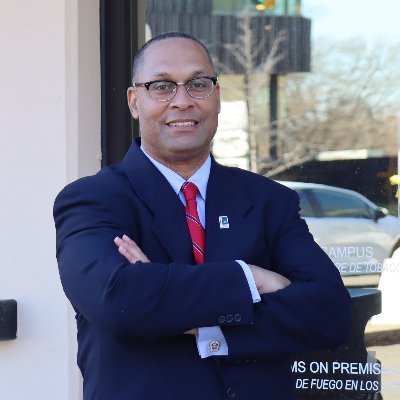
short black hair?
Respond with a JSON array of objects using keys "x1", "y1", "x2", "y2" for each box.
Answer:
[{"x1": 131, "y1": 32, "x2": 215, "y2": 82}]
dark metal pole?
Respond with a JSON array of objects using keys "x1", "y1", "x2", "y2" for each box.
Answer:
[
  {"x1": 100, "y1": 0, "x2": 146, "y2": 166},
  {"x1": 269, "y1": 74, "x2": 278, "y2": 160}
]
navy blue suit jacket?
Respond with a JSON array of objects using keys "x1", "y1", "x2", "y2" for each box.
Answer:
[{"x1": 54, "y1": 139, "x2": 351, "y2": 400}]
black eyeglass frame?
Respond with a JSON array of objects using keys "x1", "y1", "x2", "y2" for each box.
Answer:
[{"x1": 131, "y1": 76, "x2": 218, "y2": 101}]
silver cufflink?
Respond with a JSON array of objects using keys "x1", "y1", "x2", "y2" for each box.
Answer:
[{"x1": 209, "y1": 340, "x2": 220, "y2": 352}]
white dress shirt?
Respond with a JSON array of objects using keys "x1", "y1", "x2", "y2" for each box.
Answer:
[{"x1": 141, "y1": 148, "x2": 260, "y2": 357}]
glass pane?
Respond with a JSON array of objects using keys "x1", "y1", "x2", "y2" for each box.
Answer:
[
  {"x1": 312, "y1": 189, "x2": 372, "y2": 218},
  {"x1": 145, "y1": 1, "x2": 400, "y2": 399}
]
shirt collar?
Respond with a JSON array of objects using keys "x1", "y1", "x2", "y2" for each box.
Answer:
[{"x1": 140, "y1": 147, "x2": 211, "y2": 200}]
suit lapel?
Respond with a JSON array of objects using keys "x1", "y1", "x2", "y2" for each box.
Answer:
[
  {"x1": 121, "y1": 142, "x2": 254, "y2": 264},
  {"x1": 205, "y1": 160, "x2": 253, "y2": 262},
  {"x1": 121, "y1": 141, "x2": 193, "y2": 263}
]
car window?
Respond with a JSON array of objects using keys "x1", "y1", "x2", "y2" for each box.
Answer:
[
  {"x1": 311, "y1": 189, "x2": 372, "y2": 218},
  {"x1": 296, "y1": 189, "x2": 315, "y2": 217}
]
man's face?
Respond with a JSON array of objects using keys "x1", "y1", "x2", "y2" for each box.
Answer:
[{"x1": 127, "y1": 38, "x2": 221, "y2": 165}]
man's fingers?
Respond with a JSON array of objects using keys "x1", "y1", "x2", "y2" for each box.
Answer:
[
  {"x1": 121, "y1": 234, "x2": 138, "y2": 246},
  {"x1": 114, "y1": 236, "x2": 124, "y2": 246},
  {"x1": 114, "y1": 235, "x2": 150, "y2": 263},
  {"x1": 114, "y1": 236, "x2": 136, "y2": 263},
  {"x1": 249, "y1": 264, "x2": 291, "y2": 294},
  {"x1": 184, "y1": 328, "x2": 198, "y2": 335}
]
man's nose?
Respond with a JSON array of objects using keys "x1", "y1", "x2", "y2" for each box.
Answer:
[{"x1": 170, "y1": 84, "x2": 194, "y2": 109}]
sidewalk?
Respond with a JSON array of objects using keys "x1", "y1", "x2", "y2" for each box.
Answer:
[{"x1": 365, "y1": 323, "x2": 400, "y2": 347}]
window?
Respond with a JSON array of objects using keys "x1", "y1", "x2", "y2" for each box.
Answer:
[{"x1": 312, "y1": 189, "x2": 372, "y2": 219}]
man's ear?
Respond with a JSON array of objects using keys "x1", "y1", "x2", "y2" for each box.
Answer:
[{"x1": 127, "y1": 87, "x2": 139, "y2": 119}]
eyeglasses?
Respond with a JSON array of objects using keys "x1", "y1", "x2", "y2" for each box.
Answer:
[{"x1": 132, "y1": 76, "x2": 218, "y2": 102}]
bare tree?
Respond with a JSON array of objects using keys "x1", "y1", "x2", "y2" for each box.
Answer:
[
  {"x1": 260, "y1": 38, "x2": 400, "y2": 177},
  {"x1": 213, "y1": 13, "x2": 286, "y2": 172}
]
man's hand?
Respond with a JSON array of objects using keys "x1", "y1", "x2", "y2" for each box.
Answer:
[
  {"x1": 114, "y1": 235, "x2": 150, "y2": 263},
  {"x1": 249, "y1": 264, "x2": 291, "y2": 295},
  {"x1": 184, "y1": 328, "x2": 198, "y2": 335}
]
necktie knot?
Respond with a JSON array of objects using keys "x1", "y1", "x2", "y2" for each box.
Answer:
[{"x1": 182, "y1": 181, "x2": 199, "y2": 202}]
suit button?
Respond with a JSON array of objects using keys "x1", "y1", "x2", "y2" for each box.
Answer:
[
  {"x1": 226, "y1": 387, "x2": 236, "y2": 398},
  {"x1": 218, "y1": 315, "x2": 226, "y2": 324},
  {"x1": 234, "y1": 313, "x2": 242, "y2": 322},
  {"x1": 226, "y1": 314, "x2": 233, "y2": 323}
]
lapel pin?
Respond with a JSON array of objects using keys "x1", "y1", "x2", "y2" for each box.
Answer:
[{"x1": 219, "y1": 216, "x2": 229, "y2": 229}]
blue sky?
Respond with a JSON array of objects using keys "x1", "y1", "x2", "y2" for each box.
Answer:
[{"x1": 302, "y1": 0, "x2": 400, "y2": 44}]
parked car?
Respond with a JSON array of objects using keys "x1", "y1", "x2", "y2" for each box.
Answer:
[{"x1": 277, "y1": 181, "x2": 400, "y2": 276}]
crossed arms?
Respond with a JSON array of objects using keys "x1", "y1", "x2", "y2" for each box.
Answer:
[
  {"x1": 114, "y1": 234, "x2": 291, "y2": 336},
  {"x1": 115, "y1": 234, "x2": 291, "y2": 298}
]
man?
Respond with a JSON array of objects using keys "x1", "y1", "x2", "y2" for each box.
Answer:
[{"x1": 54, "y1": 32, "x2": 351, "y2": 400}]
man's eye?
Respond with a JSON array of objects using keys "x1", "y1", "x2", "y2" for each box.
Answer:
[
  {"x1": 191, "y1": 79, "x2": 207, "y2": 88},
  {"x1": 151, "y1": 82, "x2": 174, "y2": 92}
]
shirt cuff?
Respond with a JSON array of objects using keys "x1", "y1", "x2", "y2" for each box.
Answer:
[
  {"x1": 236, "y1": 260, "x2": 261, "y2": 303},
  {"x1": 196, "y1": 326, "x2": 228, "y2": 358}
]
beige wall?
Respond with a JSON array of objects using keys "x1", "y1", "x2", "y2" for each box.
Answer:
[{"x1": 0, "y1": 0, "x2": 100, "y2": 398}]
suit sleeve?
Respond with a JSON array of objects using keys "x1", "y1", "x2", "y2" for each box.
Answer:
[
  {"x1": 221, "y1": 191, "x2": 352, "y2": 359},
  {"x1": 54, "y1": 178, "x2": 255, "y2": 340}
]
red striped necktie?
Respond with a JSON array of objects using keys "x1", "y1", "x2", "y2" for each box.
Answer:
[{"x1": 181, "y1": 182, "x2": 205, "y2": 264}]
